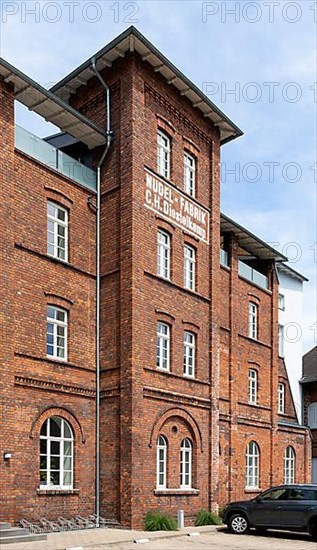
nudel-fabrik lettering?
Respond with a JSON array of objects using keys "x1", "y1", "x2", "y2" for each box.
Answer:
[{"x1": 145, "y1": 172, "x2": 209, "y2": 243}]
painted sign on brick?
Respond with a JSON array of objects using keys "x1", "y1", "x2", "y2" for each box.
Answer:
[{"x1": 144, "y1": 169, "x2": 210, "y2": 243}]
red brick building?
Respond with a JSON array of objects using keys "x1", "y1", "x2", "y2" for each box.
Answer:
[
  {"x1": 301, "y1": 347, "x2": 317, "y2": 483},
  {"x1": 0, "y1": 27, "x2": 311, "y2": 528}
]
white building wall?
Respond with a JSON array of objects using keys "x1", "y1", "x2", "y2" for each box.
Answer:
[{"x1": 278, "y1": 268, "x2": 305, "y2": 423}]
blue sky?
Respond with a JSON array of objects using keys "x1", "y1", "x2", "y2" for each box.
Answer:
[{"x1": 1, "y1": 0, "x2": 316, "y2": 352}]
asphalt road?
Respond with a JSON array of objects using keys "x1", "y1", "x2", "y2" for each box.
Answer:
[{"x1": 102, "y1": 528, "x2": 316, "y2": 550}]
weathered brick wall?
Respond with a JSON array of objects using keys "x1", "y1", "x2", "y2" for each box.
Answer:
[
  {"x1": 1, "y1": 47, "x2": 311, "y2": 529},
  {"x1": 0, "y1": 76, "x2": 97, "y2": 523}
]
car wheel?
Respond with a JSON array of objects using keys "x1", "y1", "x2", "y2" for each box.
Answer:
[{"x1": 228, "y1": 513, "x2": 250, "y2": 535}]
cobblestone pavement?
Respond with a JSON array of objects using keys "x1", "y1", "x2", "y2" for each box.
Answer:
[
  {"x1": 3, "y1": 526, "x2": 315, "y2": 550},
  {"x1": 100, "y1": 530, "x2": 316, "y2": 550}
]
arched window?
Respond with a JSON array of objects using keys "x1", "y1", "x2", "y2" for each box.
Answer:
[
  {"x1": 284, "y1": 446, "x2": 295, "y2": 484},
  {"x1": 156, "y1": 435, "x2": 167, "y2": 489},
  {"x1": 308, "y1": 403, "x2": 317, "y2": 429},
  {"x1": 40, "y1": 416, "x2": 73, "y2": 488},
  {"x1": 245, "y1": 441, "x2": 260, "y2": 488},
  {"x1": 180, "y1": 438, "x2": 192, "y2": 488}
]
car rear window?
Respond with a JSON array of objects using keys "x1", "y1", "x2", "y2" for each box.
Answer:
[{"x1": 288, "y1": 488, "x2": 317, "y2": 501}]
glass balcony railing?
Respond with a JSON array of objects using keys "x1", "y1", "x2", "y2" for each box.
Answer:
[
  {"x1": 238, "y1": 260, "x2": 269, "y2": 290},
  {"x1": 15, "y1": 125, "x2": 96, "y2": 191},
  {"x1": 220, "y1": 248, "x2": 229, "y2": 267}
]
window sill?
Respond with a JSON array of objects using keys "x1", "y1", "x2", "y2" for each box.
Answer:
[
  {"x1": 47, "y1": 355, "x2": 68, "y2": 363},
  {"x1": 155, "y1": 488, "x2": 199, "y2": 496},
  {"x1": 144, "y1": 271, "x2": 210, "y2": 303},
  {"x1": 37, "y1": 488, "x2": 79, "y2": 496},
  {"x1": 238, "y1": 333, "x2": 271, "y2": 349},
  {"x1": 47, "y1": 253, "x2": 69, "y2": 265},
  {"x1": 245, "y1": 488, "x2": 261, "y2": 493}
]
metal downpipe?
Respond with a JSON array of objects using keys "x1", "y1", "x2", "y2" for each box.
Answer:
[{"x1": 91, "y1": 56, "x2": 113, "y2": 528}]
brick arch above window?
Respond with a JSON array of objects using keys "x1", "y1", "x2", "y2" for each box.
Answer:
[
  {"x1": 44, "y1": 292, "x2": 74, "y2": 308},
  {"x1": 155, "y1": 309, "x2": 175, "y2": 323},
  {"x1": 182, "y1": 320, "x2": 200, "y2": 332},
  {"x1": 29, "y1": 406, "x2": 85, "y2": 443},
  {"x1": 156, "y1": 217, "x2": 176, "y2": 233},
  {"x1": 149, "y1": 407, "x2": 203, "y2": 452},
  {"x1": 183, "y1": 135, "x2": 200, "y2": 155},
  {"x1": 248, "y1": 361, "x2": 260, "y2": 369},
  {"x1": 248, "y1": 292, "x2": 261, "y2": 303},
  {"x1": 44, "y1": 186, "x2": 73, "y2": 209},
  {"x1": 156, "y1": 114, "x2": 176, "y2": 134}
]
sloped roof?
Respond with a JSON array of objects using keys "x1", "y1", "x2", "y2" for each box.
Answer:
[
  {"x1": 277, "y1": 263, "x2": 308, "y2": 282},
  {"x1": 50, "y1": 26, "x2": 243, "y2": 145},
  {"x1": 301, "y1": 346, "x2": 317, "y2": 384},
  {"x1": 220, "y1": 213, "x2": 287, "y2": 261},
  {"x1": 0, "y1": 58, "x2": 107, "y2": 149}
]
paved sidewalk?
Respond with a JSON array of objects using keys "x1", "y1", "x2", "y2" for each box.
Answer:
[{"x1": 1, "y1": 525, "x2": 217, "y2": 550}]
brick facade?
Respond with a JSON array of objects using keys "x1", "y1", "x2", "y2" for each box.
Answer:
[{"x1": 0, "y1": 29, "x2": 311, "y2": 529}]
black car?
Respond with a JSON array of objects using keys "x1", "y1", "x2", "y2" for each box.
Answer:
[{"x1": 223, "y1": 484, "x2": 317, "y2": 539}]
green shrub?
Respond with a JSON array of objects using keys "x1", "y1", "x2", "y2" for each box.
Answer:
[
  {"x1": 144, "y1": 511, "x2": 178, "y2": 531},
  {"x1": 194, "y1": 509, "x2": 222, "y2": 526}
]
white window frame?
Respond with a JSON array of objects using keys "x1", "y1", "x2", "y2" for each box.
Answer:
[
  {"x1": 184, "y1": 151, "x2": 196, "y2": 197},
  {"x1": 248, "y1": 369, "x2": 258, "y2": 405},
  {"x1": 184, "y1": 332, "x2": 195, "y2": 378},
  {"x1": 156, "y1": 435, "x2": 167, "y2": 489},
  {"x1": 245, "y1": 441, "x2": 260, "y2": 489},
  {"x1": 184, "y1": 244, "x2": 196, "y2": 291},
  {"x1": 278, "y1": 293, "x2": 285, "y2": 311},
  {"x1": 157, "y1": 322, "x2": 170, "y2": 371},
  {"x1": 47, "y1": 201, "x2": 68, "y2": 262},
  {"x1": 180, "y1": 438, "x2": 192, "y2": 489},
  {"x1": 47, "y1": 306, "x2": 68, "y2": 361},
  {"x1": 284, "y1": 446, "x2": 295, "y2": 484},
  {"x1": 278, "y1": 382, "x2": 285, "y2": 414},
  {"x1": 157, "y1": 230, "x2": 171, "y2": 280},
  {"x1": 40, "y1": 416, "x2": 73, "y2": 489},
  {"x1": 249, "y1": 302, "x2": 258, "y2": 339},
  {"x1": 157, "y1": 130, "x2": 170, "y2": 179},
  {"x1": 278, "y1": 325, "x2": 284, "y2": 357}
]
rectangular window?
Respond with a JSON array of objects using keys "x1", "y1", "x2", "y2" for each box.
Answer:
[
  {"x1": 47, "y1": 202, "x2": 68, "y2": 261},
  {"x1": 184, "y1": 244, "x2": 196, "y2": 290},
  {"x1": 278, "y1": 325, "x2": 284, "y2": 357},
  {"x1": 249, "y1": 302, "x2": 258, "y2": 339},
  {"x1": 248, "y1": 369, "x2": 258, "y2": 404},
  {"x1": 184, "y1": 332, "x2": 195, "y2": 377},
  {"x1": 184, "y1": 151, "x2": 196, "y2": 197},
  {"x1": 278, "y1": 383, "x2": 285, "y2": 414},
  {"x1": 278, "y1": 293, "x2": 285, "y2": 310},
  {"x1": 157, "y1": 322, "x2": 170, "y2": 371},
  {"x1": 157, "y1": 230, "x2": 171, "y2": 279},
  {"x1": 47, "y1": 306, "x2": 67, "y2": 360},
  {"x1": 157, "y1": 130, "x2": 170, "y2": 179}
]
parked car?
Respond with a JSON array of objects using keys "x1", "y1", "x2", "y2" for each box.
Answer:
[{"x1": 222, "y1": 484, "x2": 317, "y2": 539}]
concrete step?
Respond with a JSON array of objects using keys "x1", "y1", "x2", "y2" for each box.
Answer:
[
  {"x1": 0, "y1": 527, "x2": 29, "y2": 537},
  {"x1": 0, "y1": 523, "x2": 11, "y2": 530},
  {"x1": 0, "y1": 533, "x2": 47, "y2": 544}
]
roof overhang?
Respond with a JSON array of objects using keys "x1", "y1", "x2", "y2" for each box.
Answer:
[
  {"x1": 50, "y1": 26, "x2": 243, "y2": 145},
  {"x1": 0, "y1": 58, "x2": 107, "y2": 149},
  {"x1": 221, "y1": 213, "x2": 287, "y2": 261},
  {"x1": 277, "y1": 262, "x2": 308, "y2": 282}
]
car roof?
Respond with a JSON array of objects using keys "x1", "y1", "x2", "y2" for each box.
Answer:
[{"x1": 266, "y1": 484, "x2": 317, "y2": 490}]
